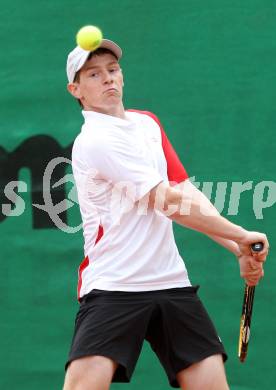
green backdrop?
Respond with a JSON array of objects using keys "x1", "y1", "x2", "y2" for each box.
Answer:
[{"x1": 0, "y1": 1, "x2": 275, "y2": 389}]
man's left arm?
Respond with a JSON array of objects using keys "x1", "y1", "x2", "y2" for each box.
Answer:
[
  {"x1": 153, "y1": 115, "x2": 260, "y2": 258},
  {"x1": 146, "y1": 112, "x2": 265, "y2": 284},
  {"x1": 151, "y1": 113, "x2": 247, "y2": 257}
]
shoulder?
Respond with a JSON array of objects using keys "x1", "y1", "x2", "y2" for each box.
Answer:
[
  {"x1": 126, "y1": 109, "x2": 162, "y2": 127},
  {"x1": 127, "y1": 109, "x2": 164, "y2": 133}
]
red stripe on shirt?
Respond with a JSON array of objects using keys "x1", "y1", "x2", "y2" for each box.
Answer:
[
  {"x1": 127, "y1": 109, "x2": 189, "y2": 184},
  {"x1": 77, "y1": 224, "x2": 104, "y2": 301},
  {"x1": 95, "y1": 224, "x2": 104, "y2": 244},
  {"x1": 77, "y1": 255, "x2": 89, "y2": 301}
]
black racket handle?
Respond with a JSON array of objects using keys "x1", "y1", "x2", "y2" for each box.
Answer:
[{"x1": 251, "y1": 242, "x2": 264, "y2": 253}]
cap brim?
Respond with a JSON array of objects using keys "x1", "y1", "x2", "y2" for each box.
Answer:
[
  {"x1": 76, "y1": 39, "x2": 122, "y2": 73},
  {"x1": 76, "y1": 39, "x2": 122, "y2": 72},
  {"x1": 99, "y1": 39, "x2": 122, "y2": 60}
]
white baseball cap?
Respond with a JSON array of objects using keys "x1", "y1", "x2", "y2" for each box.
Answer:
[{"x1": 66, "y1": 39, "x2": 123, "y2": 83}]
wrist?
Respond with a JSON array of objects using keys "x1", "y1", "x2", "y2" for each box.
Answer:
[{"x1": 234, "y1": 226, "x2": 248, "y2": 244}]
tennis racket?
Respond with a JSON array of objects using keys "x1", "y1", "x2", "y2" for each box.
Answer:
[{"x1": 238, "y1": 242, "x2": 264, "y2": 362}]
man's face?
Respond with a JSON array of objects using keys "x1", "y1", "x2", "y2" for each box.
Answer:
[{"x1": 69, "y1": 52, "x2": 124, "y2": 112}]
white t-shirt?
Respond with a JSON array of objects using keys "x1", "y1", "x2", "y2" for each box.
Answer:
[{"x1": 72, "y1": 109, "x2": 191, "y2": 299}]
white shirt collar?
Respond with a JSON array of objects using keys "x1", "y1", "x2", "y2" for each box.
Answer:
[{"x1": 82, "y1": 110, "x2": 134, "y2": 127}]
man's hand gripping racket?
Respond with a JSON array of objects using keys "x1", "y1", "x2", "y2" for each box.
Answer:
[{"x1": 238, "y1": 242, "x2": 264, "y2": 362}]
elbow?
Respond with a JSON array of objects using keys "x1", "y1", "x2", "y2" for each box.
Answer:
[
  {"x1": 164, "y1": 188, "x2": 182, "y2": 214},
  {"x1": 164, "y1": 187, "x2": 201, "y2": 220},
  {"x1": 148, "y1": 182, "x2": 193, "y2": 219},
  {"x1": 155, "y1": 185, "x2": 183, "y2": 218}
]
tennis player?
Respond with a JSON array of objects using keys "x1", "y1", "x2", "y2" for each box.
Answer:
[{"x1": 63, "y1": 38, "x2": 269, "y2": 390}]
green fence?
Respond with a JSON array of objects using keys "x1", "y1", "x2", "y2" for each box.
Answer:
[{"x1": 1, "y1": 1, "x2": 275, "y2": 389}]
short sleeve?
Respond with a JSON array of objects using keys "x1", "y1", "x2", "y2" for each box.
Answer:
[
  {"x1": 160, "y1": 126, "x2": 189, "y2": 184},
  {"x1": 78, "y1": 134, "x2": 163, "y2": 202},
  {"x1": 127, "y1": 110, "x2": 189, "y2": 184}
]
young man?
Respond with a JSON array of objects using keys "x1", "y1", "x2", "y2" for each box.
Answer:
[{"x1": 63, "y1": 38, "x2": 269, "y2": 390}]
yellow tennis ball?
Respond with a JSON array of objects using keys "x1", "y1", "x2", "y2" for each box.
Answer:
[{"x1": 76, "y1": 25, "x2": 103, "y2": 51}]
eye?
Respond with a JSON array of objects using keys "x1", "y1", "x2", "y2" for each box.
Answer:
[{"x1": 90, "y1": 72, "x2": 98, "y2": 78}]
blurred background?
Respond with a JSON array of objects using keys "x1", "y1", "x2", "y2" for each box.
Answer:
[{"x1": 0, "y1": 0, "x2": 275, "y2": 388}]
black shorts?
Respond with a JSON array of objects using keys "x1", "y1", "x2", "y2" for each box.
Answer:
[{"x1": 65, "y1": 286, "x2": 227, "y2": 388}]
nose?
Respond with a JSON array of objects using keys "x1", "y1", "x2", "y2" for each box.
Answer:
[{"x1": 102, "y1": 70, "x2": 113, "y2": 84}]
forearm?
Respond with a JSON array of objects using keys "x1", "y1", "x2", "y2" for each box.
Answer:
[
  {"x1": 206, "y1": 234, "x2": 241, "y2": 256},
  {"x1": 176, "y1": 181, "x2": 241, "y2": 255},
  {"x1": 171, "y1": 180, "x2": 246, "y2": 243},
  {"x1": 170, "y1": 201, "x2": 246, "y2": 243}
]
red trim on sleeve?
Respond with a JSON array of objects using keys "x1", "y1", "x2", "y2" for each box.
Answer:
[{"x1": 127, "y1": 109, "x2": 189, "y2": 184}]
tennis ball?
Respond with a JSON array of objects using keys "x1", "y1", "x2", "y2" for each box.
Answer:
[{"x1": 76, "y1": 25, "x2": 103, "y2": 51}]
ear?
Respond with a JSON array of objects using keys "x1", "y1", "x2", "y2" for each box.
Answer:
[
  {"x1": 67, "y1": 82, "x2": 82, "y2": 99},
  {"x1": 120, "y1": 69, "x2": 124, "y2": 87}
]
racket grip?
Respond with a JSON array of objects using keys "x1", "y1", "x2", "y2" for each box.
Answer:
[{"x1": 238, "y1": 242, "x2": 263, "y2": 362}]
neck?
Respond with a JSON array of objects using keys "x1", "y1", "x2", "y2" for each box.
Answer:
[{"x1": 84, "y1": 102, "x2": 126, "y2": 119}]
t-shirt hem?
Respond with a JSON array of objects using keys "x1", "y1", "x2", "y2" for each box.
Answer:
[{"x1": 81, "y1": 279, "x2": 191, "y2": 296}]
